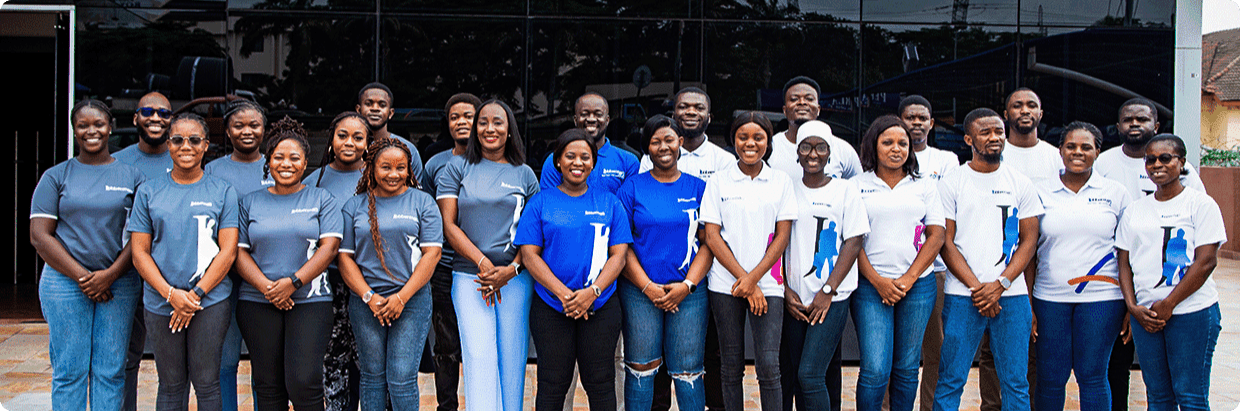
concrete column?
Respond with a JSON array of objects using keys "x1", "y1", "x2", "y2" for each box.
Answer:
[{"x1": 1176, "y1": 0, "x2": 1203, "y2": 166}]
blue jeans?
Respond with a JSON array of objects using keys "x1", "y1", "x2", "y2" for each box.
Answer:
[
  {"x1": 1031, "y1": 298, "x2": 1125, "y2": 411},
  {"x1": 934, "y1": 295, "x2": 1032, "y2": 411},
  {"x1": 852, "y1": 275, "x2": 936, "y2": 411},
  {"x1": 783, "y1": 297, "x2": 850, "y2": 411},
  {"x1": 40, "y1": 267, "x2": 142, "y2": 411},
  {"x1": 1130, "y1": 303, "x2": 1220, "y2": 411},
  {"x1": 619, "y1": 281, "x2": 708, "y2": 411},
  {"x1": 452, "y1": 270, "x2": 532, "y2": 411},
  {"x1": 349, "y1": 288, "x2": 432, "y2": 411},
  {"x1": 220, "y1": 279, "x2": 243, "y2": 411},
  {"x1": 710, "y1": 292, "x2": 783, "y2": 411}
]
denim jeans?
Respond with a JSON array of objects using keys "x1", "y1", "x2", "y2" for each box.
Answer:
[
  {"x1": 124, "y1": 308, "x2": 145, "y2": 411},
  {"x1": 430, "y1": 264, "x2": 461, "y2": 411},
  {"x1": 236, "y1": 301, "x2": 333, "y2": 411},
  {"x1": 453, "y1": 270, "x2": 533, "y2": 411},
  {"x1": 40, "y1": 267, "x2": 142, "y2": 411},
  {"x1": 852, "y1": 275, "x2": 937, "y2": 411},
  {"x1": 530, "y1": 295, "x2": 622, "y2": 411},
  {"x1": 620, "y1": 281, "x2": 708, "y2": 411},
  {"x1": 1130, "y1": 303, "x2": 1221, "y2": 411},
  {"x1": 348, "y1": 288, "x2": 432, "y2": 411},
  {"x1": 1031, "y1": 298, "x2": 1125, "y2": 411},
  {"x1": 145, "y1": 299, "x2": 234, "y2": 411},
  {"x1": 220, "y1": 278, "x2": 243, "y2": 411},
  {"x1": 782, "y1": 297, "x2": 850, "y2": 411},
  {"x1": 934, "y1": 295, "x2": 1032, "y2": 411},
  {"x1": 709, "y1": 292, "x2": 783, "y2": 411}
]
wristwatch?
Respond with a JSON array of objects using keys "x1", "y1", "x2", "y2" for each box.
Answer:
[
  {"x1": 998, "y1": 277, "x2": 1012, "y2": 290},
  {"x1": 591, "y1": 285, "x2": 602, "y2": 296},
  {"x1": 509, "y1": 261, "x2": 521, "y2": 272},
  {"x1": 191, "y1": 286, "x2": 206, "y2": 299},
  {"x1": 821, "y1": 283, "x2": 836, "y2": 295},
  {"x1": 290, "y1": 276, "x2": 304, "y2": 289},
  {"x1": 681, "y1": 279, "x2": 697, "y2": 293},
  {"x1": 362, "y1": 290, "x2": 375, "y2": 303}
]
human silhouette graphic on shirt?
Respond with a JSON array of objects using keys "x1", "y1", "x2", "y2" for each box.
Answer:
[
  {"x1": 806, "y1": 221, "x2": 838, "y2": 279},
  {"x1": 1159, "y1": 228, "x2": 1190, "y2": 287}
]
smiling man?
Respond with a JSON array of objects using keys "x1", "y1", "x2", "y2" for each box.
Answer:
[
  {"x1": 540, "y1": 92, "x2": 639, "y2": 195},
  {"x1": 768, "y1": 76, "x2": 861, "y2": 181},
  {"x1": 356, "y1": 82, "x2": 427, "y2": 189}
]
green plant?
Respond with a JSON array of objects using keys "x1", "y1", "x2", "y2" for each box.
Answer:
[{"x1": 1201, "y1": 147, "x2": 1240, "y2": 167}]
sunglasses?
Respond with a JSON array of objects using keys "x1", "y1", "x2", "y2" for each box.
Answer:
[
  {"x1": 1144, "y1": 153, "x2": 1182, "y2": 166},
  {"x1": 137, "y1": 107, "x2": 173, "y2": 119},
  {"x1": 169, "y1": 136, "x2": 206, "y2": 146}
]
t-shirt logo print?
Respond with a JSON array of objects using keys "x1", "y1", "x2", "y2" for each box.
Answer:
[
  {"x1": 504, "y1": 194, "x2": 525, "y2": 252},
  {"x1": 680, "y1": 209, "x2": 699, "y2": 270},
  {"x1": 995, "y1": 205, "x2": 1019, "y2": 266},
  {"x1": 1067, "y1": 253, "x2": 1119, "y2": 293},
  {"x1": 305, "y1": 239, "x2": 331, "y2": 297},
  {"x1": 1158, "y1": 227, "x2": 1190, "y2": 288},
  {"x1": 406, "y1": 234, "x2": 423, "y2": 271},
  {"x1": 806, "y1": 217, "x2": 839, "y2": 279},
  {"x1": 913, "y1": 217, "x2": 927, "y2": 251},
  {"x1": 190, "y1": 215, "x2": 220, "y2": 285},
  {"x1": 585, "y1": 223, "x2": 609, "y2": 287}
]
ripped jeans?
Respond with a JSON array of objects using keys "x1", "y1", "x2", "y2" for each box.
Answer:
[{"x1": 619, "y1": 280, "x2": 708, "y2": 411}]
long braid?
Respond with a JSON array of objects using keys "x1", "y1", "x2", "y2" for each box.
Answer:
[
  {"x1": 317, "y1": 111, "x2": 371, "y2": 188},
  {"x1": 358, "y1": 137, "x2": 416, "y2": 281}
]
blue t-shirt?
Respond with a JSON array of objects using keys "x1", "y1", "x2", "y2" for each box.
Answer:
[
  {"x1": 238, "y1": 187, "x2": 342, "y2": 304},
  {"x1": 128, "y1": 174, "x2": 240, "y2": 313},
  {"x1": 435, "y1": 156, "x2": 540, "y2": 274},
  {"x1": 424, "y1": 149, "x2": 459, "y2": 268},
  {"x1": 514, "y1": 187, "x2": 633, "y2": 311},
  {"x1": 205, "y1": 155, "x2": 274, "y2": 195},
  {"x1": 539, "y1": 138, "x2": 640, "y2": 195},
  {"x1": 113, "y1": 145, "x2": 173, "y2": 179},
  {"x1": 30, "y1": 158, "x2": 145, "y2": 271},
  {"x1": 616, "y1": 172, "x2": 707, "y2": 285},
  {"x1": 340, "y1": 188, "x2": 444, "y2": 296}
]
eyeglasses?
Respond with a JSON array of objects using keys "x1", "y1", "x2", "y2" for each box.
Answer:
[
  {"x1": 797, "y1": 142, "x2": 830, "y2": 155},
  {"x1": 137, "y1": 107, "x2": 173, "y2": 119},
  {"x1": 1144, "y1": 153, "x2": 1182, "y2": 166},
  {"x1": 169, "y1": 136, "x2": 206, "y2": 146}
]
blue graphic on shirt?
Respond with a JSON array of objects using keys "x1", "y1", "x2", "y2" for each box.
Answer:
[
  {"x1": 1159, "y1": 227, "x2": 1190, "y2": 287},
  {"x1": 805, "y1": 217, "x2": 838, "y2": 279},
  {"x1": 995, "y1": 205, "x2": 1019, "y2": 266},
  {"x1": 1073, "y1": 252, "x2": 1116, "y2": 294}
]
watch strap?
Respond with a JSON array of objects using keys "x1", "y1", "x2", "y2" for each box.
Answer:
[
  {"x1": 191, "y1": 286, "x2": 206, "y2": 299},
  {"x1": 362, "y1": 290, "x2": 375, "y2": 303},
  {"x1": 290, "y1": 276, "x2": 304, "y2": 289}
]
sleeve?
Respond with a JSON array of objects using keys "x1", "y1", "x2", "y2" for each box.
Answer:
[
  {"x1": 1114, "y1": 185, "x2": 1133, "y2": 218},
  {"x1": 237, "y1": 196, "x2": 252, "y2": 249},
  {"x1": 1015, "y1": 175, "x2": 1045, "y2": 219},
  {"x1": 609, "y1": 196, "x2": 634, "y2": 246},
  {"x1": 938, "y1": 175, "x2": 958, "y2": 221},
  {"x1": 524, "y1": 166, "x2": 541, "y2": 198},
  {"x1": 128, "y1": 186, "x2": 154, "y2": 234},
  {"x1": 638, "y1": 155, "x2": 653, "y2": 173},
  {"x1": 408, "y1": 145, "x2": 429, "y2": 194},
  {"x1": 624, "y1": 153, "x2": 640, "y2": 182},
  {"x1": 339, "y1": 198, "x2": 357, "y2": 254},
  {"x1": 419, "y1": 195, "x2": 445, "y2": 248},
  {"x1": 1113, "y1": 205, "x2": 1135, "y2": 251},
  {"x1": 29, "y1": 166, "x2": 62, "y2": 220},
  {"x1": 838, "y1": 143, "x2": 863, "y2": 180},
  {"x1": 1184, "y1": 164, "x2": 1207, "y2": 193},
  {"x1": 922, "y1": 181, "x2": 946, "y2": 228},
  {"x1": 539, "y1": 154, "x2": 561, "y2": 191},
  {"x1": 842, "y1": 185, "x2": 871, "y2": 239},
  {"x1": 319, "y1": 192, "x2": 344, "y2": 239},
  {"x1": 1193, "y1": 194, "x2": 1228, "y2": 246},
  {"x1": 435, "y1": 158, "x2": 463, "y2": 200},
  {"x1": 512, "y1": 194, "x2": 545, "y2": 247},
  {"x1": 617, "y1": 179, "x2": 636, "y2": 219},
  {"x1": 775, "y1": 177, "x2": 799, "y2": 221},
  {"x1": 219, "y1": 186, "x2": 241, "y2": 229},
  {"x1": 698, "y1": 178, "x2": 722, "y2": 225}
]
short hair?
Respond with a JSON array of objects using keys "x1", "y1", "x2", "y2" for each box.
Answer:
[
  {"x1": 859, "y1": 115, "x2": 920, "y2": 177},
  {"x1": 263, "y1": 116, "x2": 311, "y2": 179},
  {"x1": 224, "y1": 100, "x2": 266, "y2": 126},
  {"x1": 1147, "y1": 133, "x2": 1191, "y2": 176},
  {"x1": 1004, "y1": 87, "x2": 1038, "y2": 107},
  {"x1": 782, "y1": 76, "x2": 821, "y2": 98},
  {"x1": 465, "y1": 99, "x2": 526, "y2": 166},
  {"x1": 575, "y1": 92, "x2": 608, "y2": 113},
  {"x1": 357, "y1": 82, "x2": 394, "y2": 105},
  {"x1": 444, "y1": 93, "x2": 481, "y2": 114},
  {"x1": 1118, "y1": 97, "x2": 1159, "y2": 123},
  {"x1": 551, "y1": 128, "x2": 599, "y2": 174},
  {"x1": 170, "y1": 112, "x2": 209, "y2": 136},
  {"x1": 674, "y1": 86, "x2": 711, "y2": 109},
  {"x1": 898, "y1": 95, "x2": 932, "y2": 117},
  {"x1": 729, "y1": 111, "x2": 774, "y2": 147},
  {"x1": 1060, "y1": 121, "x2": 1103, "y2": 149},
  {"x1": 963, "y1": 108, "x2": 1001, "y2": 135},
  {"x1": 640, "y1": 114, "x2": 683, "y2": 155},
  {"x1": 72, "y1": 99, "x2": 112, "y2": 124}
]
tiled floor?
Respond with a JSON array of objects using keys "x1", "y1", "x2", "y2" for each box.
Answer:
[{"x1": 3, "y1": 258, "x2": 1239, "y2": 410}]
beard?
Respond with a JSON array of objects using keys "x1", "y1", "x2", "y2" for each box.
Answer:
[
  {"x1": 680, "y1": 124, "x2": 706, "y2": 140},
  {"x1": 1010, "y1": 119, "x2": 1038, "y2": 135},
  {"x1": 978, "y1": 152, "x2": 1001, "y2": 163},
  {"x1": 139, "y1": 130, "x2": 167, "y2": 147},
  {"x1": 1125, "y1": 130, "x2": 1154, "y2": 147}
]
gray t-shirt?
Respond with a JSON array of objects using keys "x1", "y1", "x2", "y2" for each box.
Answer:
[
  {"x1": 205, "y1": 155, "x2": 274, "y2": 195},
  {"x1": 114, "y1": 145, "x2": 173, "y2": 179},
  {"x1": 304, "y1": 165, "x2": 364, "y2": 204},
  {"x1": 390, "y1": 133, "x2": 428, "y2": 191},
  {"x1": 340, "y1": 188, "x2": 444, "y2": 296},
  {"x1": 435, "y1": 156, "x2": 539, "y2": 274},
  {"x1": 424, "y1": 149, "x2": 459, "y2": 268},
  {"x1": 30, "y1": 159, "x2": 145, "y2": 271}
]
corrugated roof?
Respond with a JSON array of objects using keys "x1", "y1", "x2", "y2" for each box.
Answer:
[{"x1": 1204, "y1": 28, "x2": 1240, "y2": 101}]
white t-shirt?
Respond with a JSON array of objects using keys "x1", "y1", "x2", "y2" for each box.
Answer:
[
  {"x1": 1034, "y1": 174, "x2": 1131, "y2": 303},
  {"x1": 699, "y1": 162, "x2": 799, "y2": 297},
  {"x1": 1115, "y1": 188, "x2": 1227, "y2": 315},
  {"x1": 770, "y1": 130, "x2": 862, "y2": 180},
  {"x1": 938, "y1": 164, "x2": 1045, "y2": 297},
  {"x1": 914, "y1": 146, "x2": 960, "y2": 273},
  {"x1": 1095, "y1": 147, "x2": 1208, "y2": 198},
  {"x1": 786, "y1": 178, "x2": 870, "y2": 302},
  {"x1": 639, "y1": 140, "x2": 736, "y2": 182},
  {"x1": 855, "y1": 172, "x2": 945, "y2": 280},
  {"x1": 1002, "y1": 139, "x2": 1064, "y2": 183}
]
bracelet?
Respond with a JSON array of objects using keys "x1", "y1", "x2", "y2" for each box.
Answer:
[
  {"x1": 393, "y1": 294, "x2": 405, "y2": 305},
  {"x1": 642, "y1": 281, "x2": 654, "y2": 292},
  {"x1": 166, "y1": 286, "x2": 175, "y2": 302},
  {"x1": 477, "y1": 256, "x2": 486, "y2": 266}
]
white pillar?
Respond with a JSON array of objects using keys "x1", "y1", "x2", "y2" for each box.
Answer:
[{"x1": 1176, "y1": 0, "x2": 1203, "y2": 166}]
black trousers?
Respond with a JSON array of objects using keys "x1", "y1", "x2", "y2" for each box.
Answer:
[
  {"x1": 429, "y1": 263, "x2": 461, "y2": 411},
  {"x1": 530, "y1": 296, "x2": 622, "y2": 411},
  {"x1": 236, "y1": 300, "x2": 333, "y2": 411}
]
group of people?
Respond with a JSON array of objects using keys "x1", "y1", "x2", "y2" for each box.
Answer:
[{"x1": 30, "y1": 76, "x2": 1225, "y2": 411}]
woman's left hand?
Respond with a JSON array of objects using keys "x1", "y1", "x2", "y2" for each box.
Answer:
[
  {"x1": 807, "y1": 291, "x2": 834, "y2": 325},
  {"x1": 377, "y1": 293, "x2": 407, "y2": 322},
  {"x1": 563, "y1": 289, "x2": 597, "y2": 320},
  {"x1": 78, "y1": 271, "x2": 117, "y2": 302},
  {"x1": 654, "y1": 283, "x2": 690, "y2": 312},
  {"x1": 476, "y1": 265, "x2": 517, "y2": 304}
]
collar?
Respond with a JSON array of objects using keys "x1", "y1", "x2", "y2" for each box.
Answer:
[
  {"x1": 725, "y1": 160, "x2": 773, "y2": 182},
  {"x1": 1053, "y1": 171, "x2": 1105, "y2": 193}
]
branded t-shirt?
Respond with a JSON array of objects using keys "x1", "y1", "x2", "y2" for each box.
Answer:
[
  {"x1": 938, "y1": 164, "x2": 1044, "y2": 297},
  {"x1": 540, "y1": 138, "x2": 640, "y2": 195},
  {"x1": 30, "y1": 159, "x2": 145, "y2": 271},
  {"x1": 424, "y1": 149, "x2": 460, "y2": 268},
  {"x1": 205, "y1": 155, "x2": 274, "y2": 195},
  {"x1": 639, "y1": 140, "x2": 736, "y2": 181},
  {"x1": 786, "y1": 178, "x2": 870, "y2": 303},
  {"x1": 128, "y1": 174, "x2": 240, "y2": 313},
  {"x1": 1002, "y1": 139, "x2": 1064, "y2": 183},
  {"x1": 304, "y1": 165, "x2": 364, "y2": 206},
  {"x1": 340, "y1": 188, "x2": 444, "y2": 296},
  {"x1": 435, "y1": 156, "x2": 539, "y2": 274},
  {"x1": 514, "y1": 187, "x2": 633, "y2": 312},
  {"x1": 114, "y1": 145, "x2": 173, "y2": 179},
  {"x1": 617, "y1": 172, "x2": 708, "y2": 285},
  {"x1": 389, "y1": 133, "x2": 428, "y2": 190},
  {"x1": 769, "y1": 130, "x2": 862, "y2": 180},
  {"x1": 913, "y1": 146, "x2": 960, "y2": 273},
  {"x1": 699, "y1": 163, "x2": 799, "y2": 297},
  {"x1": 1115, "y1": 188, "x2": 1226, "y2": 315},
  {"x1": 1034, "y1": 174, "x2": 1131, "y2": 303},
  {"x1": 854, "y1": 171, "x2": 944, "y2": 280},
  {"x1": 1095, "y1": 147, "x2": 1208, "y2": 198},
  {"x1": 238, "y1": 187, "x2": 342, "y2": 304}
]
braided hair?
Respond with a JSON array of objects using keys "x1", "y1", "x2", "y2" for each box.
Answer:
[
  {"x1": 355, "y1": 137, "x2": 417, "y2": 281},
  {"x1": 262, "y1": 116, "x2": 311, "y2": 180},
  {"x1": 315, "y1": 111, "x2": 372, "y2": 188},
  {"x1": 225, "y1": 100, "x2": 267, "y2": 125}
]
